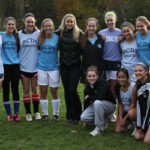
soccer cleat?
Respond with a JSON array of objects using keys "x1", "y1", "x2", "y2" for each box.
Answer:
[
  {"x1": 14, "y1": 114, "x2": 21, "y2": 122},
  {"x1": 8, "y1": 114, "x2": 13, "y2": 122},
  {"x1": 42, "y1": 115, "x2": 48, "y2": 121},
  {"x1": 53, "y1": 115, "x2": 59, "y2": 122},
  {"x1": 89, "y1": 126, "x2": 102, "y2": 136},
  {"x1": 34, "y1": 113, "x2": 41, "y2": 120},
  {"x1": 110, "y1": 113, "x2": 117, "y2": 122},
  {"x1": 26, "y1": 113, "x2": 32, "y2": 121}
]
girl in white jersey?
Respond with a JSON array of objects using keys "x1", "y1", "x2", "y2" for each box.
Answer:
[
  {"x1": 38, "y1": 19, "x2": 60, "y2": 121},
  {"x1": 115, "y1": 68, "x2": 136, "y2": 133},
  {"x1": 19, "y1": 13, "x2": 41, "y2": 121},
  {"x1": 120, "y1": 22, "x2": 139, "y2": 82}
]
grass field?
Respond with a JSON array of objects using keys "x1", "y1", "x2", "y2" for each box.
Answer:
[{"x1": 0, "y1": 82, "x2": 149, "y2": 150}]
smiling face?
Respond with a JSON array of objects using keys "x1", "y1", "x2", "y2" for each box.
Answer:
[
  {"x1": 24, "y1": 16, "x2": 35, "y2": 33},
  {"x1": 105, "y1": 15, "x2": 116, "y2": 30},
  {"x1": 43, "y1": 20, "x2": 53, "y2": 35},
  {"x1": 65, "y1": 17, "x2": 74, "y2": 30},
  {"x1": 122, "y1": 26, "x2": 134, "y2": 40},
  {"x1": 86, "y1": 20, "x2": 97, "y2": 36},
  {"x1": 6, "y1": 20, "x2": 16, "y2": 34},
  {"x1": 117, "y1": 71, "x2": 128, "y2": 86},
  {"x1": 135, "y1": 65, "x2": 148, "y2": 80},
  {"x1": 87, "y1": 71, "x2": 98, "y2": 85},
  {"x1": 136, "y1": 21, "x2": 148, "y2": 36}
]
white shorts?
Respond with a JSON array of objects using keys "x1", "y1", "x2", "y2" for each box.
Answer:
[
  {"x1": 106, "y1": 71, "x2": 117, "y2": 81},
  {"x1": 38, "y1": 69, "x2": 60, "y2": 88}
]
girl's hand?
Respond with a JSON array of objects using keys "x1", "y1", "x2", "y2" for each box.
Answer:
[
  {"x1": 101, "y1": 34, "x2": 106, "y2": 41},
  {"x1": 118, "y1": 36, "x2": 123, "y2": 42},
  {"x1": 84, "y1": 95, "x2": 89, "y2": 100}
]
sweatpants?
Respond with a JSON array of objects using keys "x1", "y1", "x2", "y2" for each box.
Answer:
[{"x1": 81, "y1": 100, "x2": 116, "y2": 131}]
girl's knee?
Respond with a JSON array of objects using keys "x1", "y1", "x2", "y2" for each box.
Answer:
[{"x1": 144, "y1": 138, "x2": 150, "y2": 144}]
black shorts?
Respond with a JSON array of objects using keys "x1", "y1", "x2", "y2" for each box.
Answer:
[
  {"x1": 103, "y1": 60, "x2": 121, "y2": 71},
  {"x1": 20, "y1": 71, "x2": 37, "y2": 78}
]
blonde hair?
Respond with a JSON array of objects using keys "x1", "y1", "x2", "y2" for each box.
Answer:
[
  {"x1": 104, "y1": 11, "x2": 117, "y2": 21},
  {"x1": 58, "y1": 14, "x2": 80, "y2": 42},
  {"x1": 136, "y1": 16, "x2": 150, "y2": 29},
  {"x1": 39, "y1": 18, "x2": 55, "y2": 46}
]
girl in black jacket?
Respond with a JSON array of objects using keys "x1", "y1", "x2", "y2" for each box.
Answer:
[
  {"x1": 80, "y1": 66, "x2": 116, "y2": 136},
  {"x1": 80, "y1": 18, "x2": 105, "y2": 83},
  {"x1": 55, "y1": 14, "x2": 82, "y2": 123}
]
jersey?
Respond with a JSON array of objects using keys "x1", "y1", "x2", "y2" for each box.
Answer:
[
  {"x1": 19, "y1": 30, "x2": 40, "y2": 72},
  {"x1": 38, "y1": 33, "x2": 59, "y2": 71},
  {"x1": 0, "y1": 35, "x2": 4, "y2": 74}
]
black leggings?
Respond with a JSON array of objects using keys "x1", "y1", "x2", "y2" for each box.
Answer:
[
  {"x1": 3, "y1": 64, "x2": 20, "y2": 101},
  {"x1": 60, "y1": 65, "x2": 82, "y2": 121}
]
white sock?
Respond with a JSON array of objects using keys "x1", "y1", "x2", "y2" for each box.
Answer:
[
  {"x1": 40, "y1": 100, "x2": 48, "y2": 115},
  {"x1": 52, "y1": 99, "x2": 60, "y2": 116}
]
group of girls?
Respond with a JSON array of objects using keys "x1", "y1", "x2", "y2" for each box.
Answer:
[{"x1": 0, "y1": 10, "x2": 150, "y2": 144}]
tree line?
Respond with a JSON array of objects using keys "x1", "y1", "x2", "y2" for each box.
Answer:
[{"x1": 0, "y1": 0, "x2": 150, "y2": 30}]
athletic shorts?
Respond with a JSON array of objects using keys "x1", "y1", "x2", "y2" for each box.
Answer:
[
  {"x1": 38, "y1": 69, "x2": 60, "y2": 88},
  {"x1": 106, "y1": 71, "x2": 117, "y2": 80},
  {"x1": 20, "y1": 71, "x2": 37, "y2": 78},
  {"x1": 129, "y1": 73, "x2": 137, "y2": 83}
]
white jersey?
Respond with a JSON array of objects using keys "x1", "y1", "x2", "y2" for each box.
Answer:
[
  {"x1": 19, "y1": 30, "x2": 40, "y2": 72},
  {"x1": 0, "y1": 35, "x2": 4, "y2": 74}
]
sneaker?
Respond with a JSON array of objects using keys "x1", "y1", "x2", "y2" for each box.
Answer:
[
  {"x1": 53, "y1": 115, "x2": 59, "y2": 122},
  {"x1": 110, "y1": 113, "x2": 116, "y2": 122},
  {"x1": 89, "y1": 126, "x2": 102, "y2": 136},
  {"x1": 42, "y1": 115, "x2": 48, "y2": 121},
  {"x1": 26, "y1": 113, "x2": 32, "y2": 121},
  {"x1": 14, "y1": 114, "x2": 21, "y2": 122},
  {"x1": 8, "y1": 114, "x2": 13, "y2": 122},
  {"x1": 34, "y1": 113, "x2": 41, "y2": 120}
]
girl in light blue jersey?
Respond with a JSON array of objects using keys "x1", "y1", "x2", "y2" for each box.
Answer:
[
  {"x1": 115, "y1": 68, "x2": 136, "y2": 133},
  {"x1": 38, "y1": 19, "x2": 60, "y2": 121},
  {"x1": 19, "y1": 13, "x2": 41, "y2": 121},
  {"x1": 1, "y1": 17, "x2": 21, "y2": 122},
  {"x1": 120, "y1": 22, "x2": 139, "y2": 83},
  {"x1": 136, "y1": 16, "x2": 150, "y2": 66}
]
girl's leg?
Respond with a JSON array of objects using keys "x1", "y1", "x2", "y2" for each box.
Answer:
[
  {"x1": 21, "y1": 77, "x2": 31, "y2": 114},
  {"x1": 128, "y1": 108, "x2": 137, "y2": 121},
  {"x1": 40, "y1": 85, "x2": 48, "y2": 120},
  {"x1": 51, "y1": 87, "x2": 60, "y2": 121},
  {"x1": 31, "y1": 76, "x2": 40, "y2": 115},
  {"x1": 144, "y1": 127, "x2": 150, "y2": 144}
]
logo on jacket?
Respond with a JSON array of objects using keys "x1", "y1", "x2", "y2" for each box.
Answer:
[{"x1": 97, "y1": 44, "x2": 102, "y2": 48}]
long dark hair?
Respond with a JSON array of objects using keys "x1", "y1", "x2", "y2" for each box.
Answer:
[
  {"x1": 5, "y1": 17, "x2": 20, "y2": 51},
  {"x1": 115, "y1": 68, "x2": 129, "y2": 101}
]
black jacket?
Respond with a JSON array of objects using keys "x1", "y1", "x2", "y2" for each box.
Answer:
[
  {"x1": 55, "y1": 29, "x2": 82, "y2": 66},
  {"x1": 84, "y1": 79, "x2": 116, "y2": 108},
  {"x1": 81, "y1": 35, "x2": 104, "y2": 72}
]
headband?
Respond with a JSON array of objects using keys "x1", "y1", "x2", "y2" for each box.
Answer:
[{"x1": 136, "y1": 62, "x2": 149, "y2": 70}]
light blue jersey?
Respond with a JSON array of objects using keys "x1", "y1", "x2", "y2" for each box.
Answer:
[
  {"x1": 136, "y1": 31, "x2": 150, "y2": 66},
  {"x1": 0, "y1": 32, "x2": 19, "y2": 64},
  {"x1": 19, "y1": 30, "x2": 40, "y2": 72},
  {"x1": 38, "y1": 34, "x2": 59, "y2": 71},
  {"x1": 120, "y1": 40, "x2": 139, "y2": 74}
]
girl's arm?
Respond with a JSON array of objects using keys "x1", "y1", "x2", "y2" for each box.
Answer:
[
  {"x1": 118, "y1": 102, "x2": 123, "y2": 119},
  {"x1": 129, "y1": 85, "x2": 137, "y2": 109}
]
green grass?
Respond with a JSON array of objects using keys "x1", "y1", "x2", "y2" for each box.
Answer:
[{"x1": 0, "y1": 82, "x2": 149, "y2": 150}]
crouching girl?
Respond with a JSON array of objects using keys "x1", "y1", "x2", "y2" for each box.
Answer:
[{"x1": 80, "y1": 66, "x2": 116, "y2": 136}]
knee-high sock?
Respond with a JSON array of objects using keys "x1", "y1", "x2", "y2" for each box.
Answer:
[
  {"x1": 23, "y1": 96, "x2": 31, "y2": 114},
  {"x1": 13, "y1": 100, "x2": 20, "y2": 115},
  {"x1": 40, "y1": 100, "x2": 48, "y2": 115},
  {"x1": 4, "y1": 101, "x2": 11, "y2": 116},
  {"x1": 52, "y1": 99, "x2": 60, "y2": 116},
  {"x1": 32, "y1": 94, "x2": 40, "y2": 113}
]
